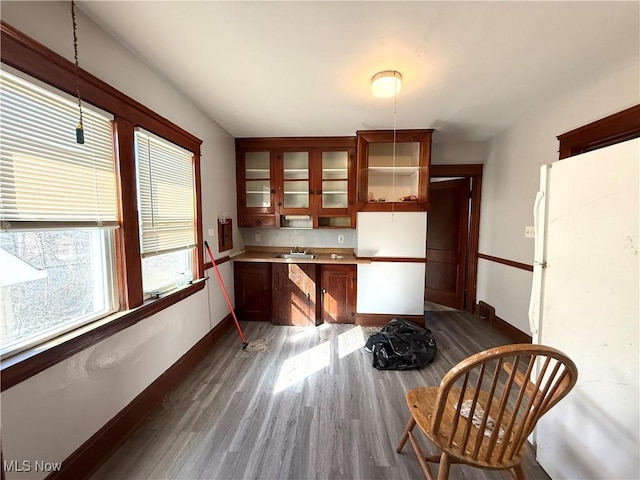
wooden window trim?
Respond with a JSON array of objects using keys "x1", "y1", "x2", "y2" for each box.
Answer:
[
  {"x1": 0, "y1": 22, "x2": 205, "y2": 388},
  {"x1": 557, "y1": 104, "x2": 640, "y2": 159}
]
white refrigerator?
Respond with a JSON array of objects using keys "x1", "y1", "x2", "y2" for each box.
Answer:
[{"x1": 528, "y1": 138, "x2": 639, "y2": 479}]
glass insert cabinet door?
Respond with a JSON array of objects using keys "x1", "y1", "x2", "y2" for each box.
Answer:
[
  {"x1": 367, "y1": 142, "x2": 420, "y2": 202},
  {"x1": 244, "y1": 151, "x2": 271, "y2": 208},
  {"x1": 283, "y1": 151, "x2": 309, "y2": 209},
  {"x1": 321, "y1": 151, "x2": 349, "y2": 209}
]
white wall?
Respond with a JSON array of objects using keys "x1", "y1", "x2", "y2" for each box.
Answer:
[
  {"x1": 0, "y1": 2, "x2": 238, "y2": 479},
  {"x1": 432, "y1": 141, "x2": 486, "y2": 165},
  {"x1": 477, "y1": 56, "x2": 639, "y2": 334}
]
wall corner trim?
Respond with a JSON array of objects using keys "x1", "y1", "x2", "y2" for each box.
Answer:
[{"x1": 45, "y1": 314, "x2": 234, "y2": 480}]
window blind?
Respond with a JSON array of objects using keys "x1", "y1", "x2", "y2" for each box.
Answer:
[
  {"x1": 134, "y1": 130, "x2": 195, "y2": 258},
  {"x1": 0, "y1": 70, "x2": 117, "y2": 229}
]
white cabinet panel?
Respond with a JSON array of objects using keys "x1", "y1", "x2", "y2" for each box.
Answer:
[
  {"x1": 356, "y1": 262, "x2": 425, "y2": 315},
  {"x1": 356, "y1": 212, "x2": 426, "y2": 257}
]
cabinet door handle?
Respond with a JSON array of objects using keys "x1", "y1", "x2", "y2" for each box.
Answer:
[
  {"x1": 316, "y1": 190, "x2": 322, "y2": 195},
  {"x1": 270, "y1": 189, "x2": 276, "y2": 194},
  {"x1": 277, "y1": 202, "x2": 282, "y2": 207}
]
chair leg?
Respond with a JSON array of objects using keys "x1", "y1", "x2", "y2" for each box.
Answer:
[
  {"x1": 396, "y1": 416, "x2": 416, "y2": 453},
  {"x1": 511, "y1": 463, "x2": 526, "y2": 480},
  {"x1": 437, "y1": 452, "x2": 450, "y2": 480},
  {"x1": 408, "y1": 431, "x2": 434, "y2": 480}
]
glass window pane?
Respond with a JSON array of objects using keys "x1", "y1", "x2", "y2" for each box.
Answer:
[
  {"x1": 245, "y1": 180, "x2": 271, "y2": 208},
  {"x1": 245, "y1": 151, "x2": 270, "y2": 179},
  {"x1": 284, "y1": 180, "x2": 309, "y2": 208},
  {"x1": 0, "y1": 229, "x2": 115, "y2": 356},
  {"x1": 141, "y1": 248, "x2": 192, "y2": 295},
  {"x1": 322, "y1": 151, "x2": 348, "y2": 179},
  {"x1": 283, "y1": 152, "x2": 308, "y2": 180},
  {"x1": 322, "y1": 180, "x2": 348, "y2": 208}
]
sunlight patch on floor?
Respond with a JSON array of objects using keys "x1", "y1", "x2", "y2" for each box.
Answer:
[
  {"x1": 273, "y1": 341, "x2": 330, "y2": 393},
  {"x1": 338, "y1": 326, "x2": 365, "y2": 359}
]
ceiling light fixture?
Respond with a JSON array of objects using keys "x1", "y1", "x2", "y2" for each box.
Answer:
[{"x1": 371, "y1": 70, "x2": 402, "y2": 98}]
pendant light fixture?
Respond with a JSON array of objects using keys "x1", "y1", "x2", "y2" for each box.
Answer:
[
  {"x1": 371, "y1": 70, "x2": 402, "y2": 98},
  {"x1": 71, "y1": 0, "x2": 84, "y2": 144}
]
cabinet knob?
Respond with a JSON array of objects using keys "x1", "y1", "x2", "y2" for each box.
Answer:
[
  {"x1": 277, "y1": 202, "x2": 282, "y2": 207},
  {"x1": 322, "y1": 288, "x2": 327, "y2": 294},
  {"x1": 255, "y1": 219, "x2": 262, "y2": 225},
  {"x1": 270, "y1": 189, "x2": 276, "y2": 194}
]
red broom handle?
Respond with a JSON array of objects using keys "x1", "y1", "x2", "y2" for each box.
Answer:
[{"x1": 204, "y1": 241, "x2": 247, "y2": 347}]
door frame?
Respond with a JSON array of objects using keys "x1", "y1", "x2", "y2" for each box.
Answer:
[{"x1": 429, "y1": 164, "x2": 483, "y2": 313}]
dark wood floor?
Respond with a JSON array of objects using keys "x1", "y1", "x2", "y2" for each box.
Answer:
[{"x1": 91, "y1": 308, "x2": 551, "y2": 480}]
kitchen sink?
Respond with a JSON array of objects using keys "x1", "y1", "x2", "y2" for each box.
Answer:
[{"x1": 274, "y1": 253, "x2": 316, "y2": 260}]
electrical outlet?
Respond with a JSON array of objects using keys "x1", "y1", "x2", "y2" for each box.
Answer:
[
  {"x1": 337, "y1": 234, "x2": 344, "y2": 244},
  {"x1": 525, "y1": 226, "x2": 535, "y2": 238},
  {"x1": 255, "y1": 233, "x2": 262, "y2": 242},
  {"x1": 208, "y1": 228, "x2": 215, "y2": 237}
]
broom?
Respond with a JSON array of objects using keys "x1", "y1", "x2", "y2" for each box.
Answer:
[{"x1": 204, "y1": 241, "x2": 248, "y2": 349}]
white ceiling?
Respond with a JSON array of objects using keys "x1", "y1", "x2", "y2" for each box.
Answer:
[{"x1": 78, "y1": 1, "x2": 638, "y2": 143}]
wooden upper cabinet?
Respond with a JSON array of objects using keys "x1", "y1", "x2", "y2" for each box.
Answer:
[
  {"x1": 316, "y1": 148, "x2": 357, "y2": 227},
  {"x1": 277, "y1": 149, "x2": 312, "y2": 215},
  {"x1": 236, "y1": 141, "x2": 277, "y2": 227},
  {"x1": 236, "y1": 137, "x2": 357, "y2": 228},
  {"x1": 356, "y1": 129, "x2": 433, "y2": 212}
]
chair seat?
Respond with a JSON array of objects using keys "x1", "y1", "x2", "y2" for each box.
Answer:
[{"x1": 406, "y1": 387, "x2": 522, "y2": 470}]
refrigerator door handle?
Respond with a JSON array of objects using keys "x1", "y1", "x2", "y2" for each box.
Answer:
[
  {"x1": 529, "y1": 188, "x2": 546, "y2": 336},
  {"x1": 532, "y1": 190, "x2": 545, "y2": 263}
]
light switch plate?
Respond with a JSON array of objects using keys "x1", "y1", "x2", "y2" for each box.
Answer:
[
  {"x1": 208, "y1": 228, "x2": 215, "y2": 237},
  {"x1": 337, "y1": 234, "x2": 344, "y2": 244},
  {"x1": 255, "y1": 233, "x2": 262, "y2": 242},
  {"x1": 525, "y1": 226, "x2": 535, "y2": 238}
]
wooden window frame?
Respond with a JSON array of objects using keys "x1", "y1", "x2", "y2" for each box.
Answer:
[
  {"x1": 557, "y1": 104, "x2": 640, "y2": 159},
  {"x1": 0, "y1": 21, "x2": 205, "y2": 391}
]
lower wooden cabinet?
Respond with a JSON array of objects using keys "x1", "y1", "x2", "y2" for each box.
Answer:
[
  {"x1": 321, "y1": 264, "x2": 356, "y2": 324},
  {"x1": 233, "y1": 262, "x2": 271, "y2": 321},
  {"x1": 271, "y1": 263, "x2": 320, "y2": 327},
  {"x1": 233, "y1": 261, "x2": 356, "y2": 325}
]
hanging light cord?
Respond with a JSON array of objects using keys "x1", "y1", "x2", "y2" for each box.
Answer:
[
  {"x1": 391, "y1": 77, "x2": 398, "y2": 218},
  {"x1": 71, "y1": 0, "x2": 84, "y2": 143}
]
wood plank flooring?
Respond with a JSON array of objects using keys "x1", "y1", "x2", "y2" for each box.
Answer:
[{"x1": 91, "y1": 309, "x2": 551, "y2": 480}]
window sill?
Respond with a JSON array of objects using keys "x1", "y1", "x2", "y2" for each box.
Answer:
[{"x1": 0, "y1": 279, "x2": 206, "y2": 392}]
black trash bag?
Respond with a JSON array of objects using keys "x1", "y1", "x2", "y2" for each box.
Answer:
[{"x1": 365, "y1": 317, "x2": 437, "y2": 370}]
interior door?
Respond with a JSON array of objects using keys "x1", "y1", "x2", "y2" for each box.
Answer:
[{"x1": 425, "y1": 178, "x2": 470, "y2": 309}]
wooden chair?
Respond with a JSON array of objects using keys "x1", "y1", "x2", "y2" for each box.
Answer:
[{"x1": 396, "y1": 344, "x2": 578, "y2": 480}]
